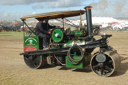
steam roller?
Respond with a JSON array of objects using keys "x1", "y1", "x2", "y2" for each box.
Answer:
[
  {"x1": 20, "y1": 6, "x2": 121, "y2": 77},
  {"x1": 90, "y1": 46, "x2": 121, "y2": 76}
]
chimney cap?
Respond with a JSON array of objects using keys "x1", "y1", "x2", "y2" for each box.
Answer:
[{"x1": 84, "y1": 6, "x2": 92, "y2": 9}]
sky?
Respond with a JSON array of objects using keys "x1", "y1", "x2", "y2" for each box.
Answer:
[{"x1": 0, "y1": 0, "x2": 128, "y2": 20}]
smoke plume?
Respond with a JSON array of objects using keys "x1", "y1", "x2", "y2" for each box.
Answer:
[{"x1": 89, "y1": 0, "x2": 128, "y2": 17}]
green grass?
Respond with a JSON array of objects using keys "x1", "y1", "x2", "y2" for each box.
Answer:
[{"x1": 0, "y1": 32, "x2": 23, "y2": 38}]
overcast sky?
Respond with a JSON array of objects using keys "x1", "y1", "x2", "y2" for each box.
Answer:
[{"x1": 0, "y1": 0, "x2": 128, "y2": 20}]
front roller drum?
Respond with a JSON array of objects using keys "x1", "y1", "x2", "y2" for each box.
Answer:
[
  {"x1": 90, "y1": 48, "x2": 121, "y2": 77},
  {"x1": 24, "y1": 55, "x2": 47, "y2": 69}
]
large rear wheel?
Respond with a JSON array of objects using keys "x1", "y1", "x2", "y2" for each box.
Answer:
[{"x1": 24, "y1": 55, "x2": 47, "y2": 69}]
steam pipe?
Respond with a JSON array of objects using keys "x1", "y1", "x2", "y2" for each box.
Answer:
[{"x1": 84, "y1": 6, "x2": 93, "y2": 38}]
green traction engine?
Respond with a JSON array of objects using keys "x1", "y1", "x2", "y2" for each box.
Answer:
[{"x1": 20, "y1": 6, "x2": 121, "y2": 77}]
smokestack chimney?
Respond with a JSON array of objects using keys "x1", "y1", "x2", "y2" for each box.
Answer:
[{"x1": 84, "y1": 6, "x2": 93, "y2": 38}]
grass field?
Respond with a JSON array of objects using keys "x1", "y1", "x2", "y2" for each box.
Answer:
[
  {"x1": 0, "y1": 31, "x2": 128, "y2": 85},
  {"x1": 0, "y1": 32, "x2": 23, "y2": 37}
]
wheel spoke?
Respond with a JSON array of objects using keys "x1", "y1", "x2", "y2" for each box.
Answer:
[
  {"x1": 32, "y1": 56, "x2": 37, "y2": 60},
  {"x1": 33, "y1": 56, "x2": 40, "y2": 67},
  {"x1": 24, "y1": 56, "x2": 29, "y2": 60},
  {"x1": 101, "y1": 63, "x2": 104, "y2": 75},
  {"x1": 108, "y1": 60, "x2": 112, "y2": 64},
  {"x1": 30, "y1": 58, "x2": 36, "y2": 67},
  {"x1": 105, "y1": 65, "x2": 112, "y2": 72},
  {"x1": 93, "y1": 63, "x2": 100, "y2": 69},
  {"x1": 33, "y1": 62, "x2": 38, "y2": 67}
]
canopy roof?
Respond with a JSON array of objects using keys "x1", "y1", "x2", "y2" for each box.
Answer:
[{"x1": 20, "y1": 10, "x2": 85, "y2": 21}]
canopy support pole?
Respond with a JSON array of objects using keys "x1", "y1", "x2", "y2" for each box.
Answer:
[
  {"x1": 62, "y1": 18, "x2": 64, "y2": 29},
  {"x1": 23, "y1": 20, "x2": 36, "y2": 35}
]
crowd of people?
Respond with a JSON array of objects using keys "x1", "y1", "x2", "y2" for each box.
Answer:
[{"x1": 0, "y1": 20, "x2": 23, "y2": 32}]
